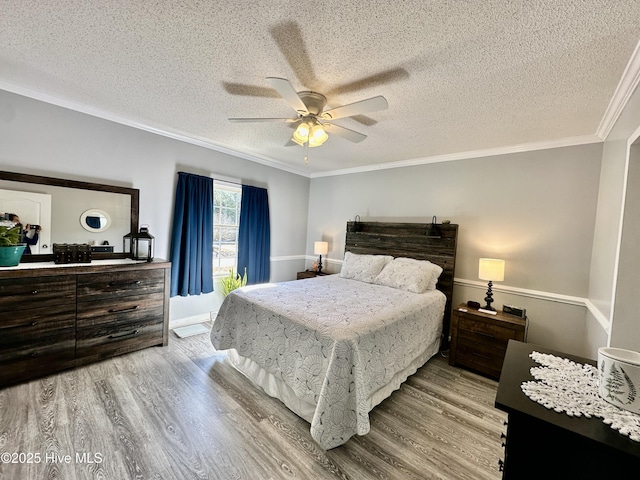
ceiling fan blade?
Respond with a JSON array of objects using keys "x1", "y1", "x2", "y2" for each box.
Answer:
[
  {"x1": 266, "y1": 77, "x2": 308, "y2": 114},
  {"x1": 222, "y1": 82, "x2": 280, "y2": 98},
  {"x1": 325, "y1": 68, "x2": 409, "y2": 96},
  {"x1": 228, "y1": 117, "x2": 297, "y2": 123},
  {"x1": 323, "y1": 123, "x2": 367, "y2": 143},
  {"x1": 269, "y1": 21, "x2": 318, "y2": 89},
  {"x1": 321, "y1": 96, "x2": 388, "y2": 120}
]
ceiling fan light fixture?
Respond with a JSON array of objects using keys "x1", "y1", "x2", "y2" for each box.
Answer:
[
  {"x1": 308, "y1": 123, "x2": 328, "y2": 147},
  {"x1": 229, "y1": 77, "x2": 388, "y2": 154},
  {"x1": 291, "y1": 135, "x2": 306, "y2": 146},
  {"x1": 292, "y1": 120, "x2": 313, "y2": 145}
]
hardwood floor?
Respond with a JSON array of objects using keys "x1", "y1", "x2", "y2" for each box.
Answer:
[{"x1": 0, "y1": 330, "x2": 507, "y2": 480}]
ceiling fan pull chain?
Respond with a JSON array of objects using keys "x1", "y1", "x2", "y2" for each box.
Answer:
[{"x1": 304, "y1": 142, "x2": 309, "y2": 165}]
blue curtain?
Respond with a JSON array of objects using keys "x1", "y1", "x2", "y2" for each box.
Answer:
[
  {"x1": 238, "y1": 185, "x2": 270, "y2": 284},
  {"x1": 169, "y1": 172, "x2": 214, "y2": 297}
]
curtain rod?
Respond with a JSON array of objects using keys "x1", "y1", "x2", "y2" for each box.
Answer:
[
  {"x1": 177, "y1": 171, "x2": 241, "y2": 186},
  {"x1": 213, "y1": 177, "x2": 241, "y2": 187}
]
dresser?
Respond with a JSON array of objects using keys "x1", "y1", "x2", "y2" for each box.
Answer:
[
  {"x1": 495, "y1": 340, "x2": 640, "y2": 478},
  {"x1": 0, "y1": 259, "x2": 170, "y2": 387},
  {"x1": 449, "y1": 304, "x2": 527, "y2": 378}
]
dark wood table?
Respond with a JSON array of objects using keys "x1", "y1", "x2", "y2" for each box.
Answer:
[{"x1": 495, "y1": 340, "x2": 640, "y2": 479}]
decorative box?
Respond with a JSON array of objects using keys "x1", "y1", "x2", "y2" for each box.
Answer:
[{"x1": 53, "y1": 243, "x2": 92, "y2": 264}]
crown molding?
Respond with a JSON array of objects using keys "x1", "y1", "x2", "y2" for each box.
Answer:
[
  {"x1": 310, "y1": 134, "x2": 602, "y2": 178},
  {"x1": 0, "y1": 79, "x2": 611, "y2": 180},
  {"x1": 597, "y1": 38, "x2": 640, "y2": 140}
]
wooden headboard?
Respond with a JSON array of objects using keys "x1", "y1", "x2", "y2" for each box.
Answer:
[{"x1": 345, "y1": 221, "x2": 458, "y2": 348}]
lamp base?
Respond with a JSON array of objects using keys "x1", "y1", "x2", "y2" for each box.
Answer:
[
  {"x1": 317, "y1": 255, "x2": 323, "y2": 273},
  {"x1": 483, "y1": 280, "x2": 495, "y2": 311}
]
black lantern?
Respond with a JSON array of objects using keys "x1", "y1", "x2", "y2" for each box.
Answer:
[
  {"x1": 122, "y1": 231, "x2": 132, "y2": 256},
  {"x1": 128, "y1": 225, "x2": 154, "y2": 262}
]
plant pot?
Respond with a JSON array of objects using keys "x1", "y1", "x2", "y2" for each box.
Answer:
[
  {"x1": 598, "y1": 347, "x2": 640, "y2": 414},
  {"x1": 0, "y1": 244, "x2": 26, "y2": 267}
]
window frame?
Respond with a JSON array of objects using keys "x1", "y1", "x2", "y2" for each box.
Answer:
[{"x1": 212, "y1": 180, "x2": 242, "y2": 278}]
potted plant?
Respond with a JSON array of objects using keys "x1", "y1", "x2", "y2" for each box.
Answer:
[
  {"x1": 0, "y1": 220, "x2": 26, "y2": 267},
  {"x1": 220, "y1": 267, "x2": 247, "y2": 297}
]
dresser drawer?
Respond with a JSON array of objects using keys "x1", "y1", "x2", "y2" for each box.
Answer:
[
  {"x1": 77, "y1": 269, "x2": 165, "y2": 301},
  {"x1": 76, "y1": 318, "x2": 163, "y2": 360},
  {"x1": 0, "y1": 333, "x2": 75, "y2": 365},
  {"x1": 0, "y1": 304, "x2": 75, "y2": 349},
  {"x1": 0, "y1": 275, "x2": 76, "y2": 311},
  {"x1": 0, "y1": 340, "x2": 76, "y2": 385},
  {"x1": 77, "y1": 291, "x2": 165, "y2": 327}
]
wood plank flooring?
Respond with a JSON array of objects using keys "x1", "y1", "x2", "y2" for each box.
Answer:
[{"x1": 0, "y1": 330, "x2": 507, "y2": 480}]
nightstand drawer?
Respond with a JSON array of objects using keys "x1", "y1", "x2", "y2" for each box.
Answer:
[
  {"x1": 458, "y1": 317, "x2": 514, "y2": 347},
  {"x1": 456, "y1": 340, "x2": 505, "y2": 377}
]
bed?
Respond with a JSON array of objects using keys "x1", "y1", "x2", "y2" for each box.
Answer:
[{"x1": 210, "y1": 221, "x2": 458, "y2": 449}]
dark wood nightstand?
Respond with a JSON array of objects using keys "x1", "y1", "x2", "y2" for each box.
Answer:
[
  {"x1": 449, "y1": 304, "x2": 527, "y2": 379},
  {"x1": 296, "y1": 270, "x2": 331, "y2": 280}
]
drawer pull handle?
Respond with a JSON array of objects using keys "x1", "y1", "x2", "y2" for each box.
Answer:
[
  {"x1": 474, "y1": 331, "x2": 495, "y2": 339},
  {"x1": 108, "y1": 329, "x2": 140, "y2": 340},
  {"x1": 3, "y1": 321, "x2": 38, "y2": 330},
  {"x1": 13, "y1": 289, "x2": 39, "y2": 296},
  {"x1": 108, "y1": 280, "x2": 142, "y2": 287},
  {"x1": 108, "y1": 305, "x2": 140, "y2": 314},
  {"x1": 471, "y1": 352, "x2": 492, "y2": 360}
]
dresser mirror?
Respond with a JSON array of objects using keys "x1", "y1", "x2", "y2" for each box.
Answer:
[{"x1": 0, "y1": 171, "x2": 139, "y2": 260}]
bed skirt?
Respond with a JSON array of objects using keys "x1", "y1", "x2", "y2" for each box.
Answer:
[{"x1": 226, "y1": 337, "x2": 441, "y2": 444}]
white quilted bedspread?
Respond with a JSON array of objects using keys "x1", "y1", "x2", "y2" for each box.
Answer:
[{"x1": 210, "y1": 275, "x2": 445, "y2": 449}]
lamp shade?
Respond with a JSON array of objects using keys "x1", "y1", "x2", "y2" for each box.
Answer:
[
  {"x1": 308, "y1": 124, "x2": 328, "y2": 147},
  {"x1": 292, "y1": 121, "x2": 311, "y2": 145},
  {"x1": 314, "y1": 241, "x2": 328, "y2": 255},
  {"x1": 479, "y1": 258, "x2": 505, "y2": 281}
]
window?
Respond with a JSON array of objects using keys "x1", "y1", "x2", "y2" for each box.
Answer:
[{"x1": 213, "y1": 181, "x2": 242, "y2": 276}]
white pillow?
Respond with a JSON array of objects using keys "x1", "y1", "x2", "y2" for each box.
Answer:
[
  {"x1": 373, "y1": 257, "x2": 443, "y2": 293},
  {"x1": 339, "y1": 252, "x2": 393, "y2": 283},
  {"x1": 393, "y1": 257, "x2": 443, "y2": 291}
]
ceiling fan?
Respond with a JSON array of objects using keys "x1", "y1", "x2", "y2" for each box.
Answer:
[{"x1": 229, "y1": 77, "x2": 388, "y2": 152}]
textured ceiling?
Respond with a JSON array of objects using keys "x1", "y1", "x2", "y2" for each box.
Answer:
[{"x1": 1, "y1": 1, "x2": 640, "y2": 176}]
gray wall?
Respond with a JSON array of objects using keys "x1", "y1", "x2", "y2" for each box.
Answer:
[
  {"x1": 0, "y1": 89, "x2": 310, "y2": 323},
  {"x1": 589, "y1": 82, "x2": 640, "y2": 357},
  {"x1": 307, "y1": 145, "x2": 603, "y2": 356},
  {"x1": 612, "y1": 142, "x2": 640, "y2": 350}
]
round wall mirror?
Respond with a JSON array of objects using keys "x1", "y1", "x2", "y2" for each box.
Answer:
[{"x1": 80, "y1": 209, "x2": 112, "y2": 233}]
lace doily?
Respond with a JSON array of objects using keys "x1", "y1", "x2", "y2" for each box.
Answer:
[{"x1": 521, "y1": 351, "x2": 640, "y2": 442}]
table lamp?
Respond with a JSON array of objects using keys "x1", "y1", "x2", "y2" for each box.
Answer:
[
  {"x1": 314, "y1": 241, "x2": 328, "y2": 273},
  {"x1": 478, "y1": 258, "x2": 505, "y2": 311}
]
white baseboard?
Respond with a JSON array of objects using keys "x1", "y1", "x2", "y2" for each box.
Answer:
[{"x1": 169, "y1": 312, "x2": 215, "y2": 330}]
